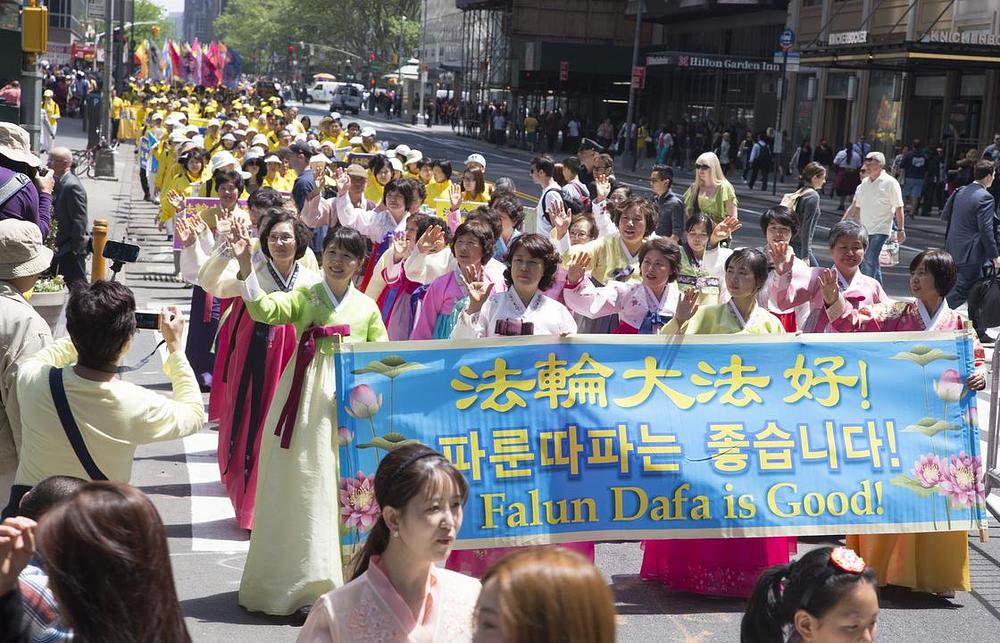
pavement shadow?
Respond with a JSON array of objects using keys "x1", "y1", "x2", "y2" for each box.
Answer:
[
  {"x1": 135, "y1": 448, "x2": 215, "y2": 464},
  {"x1": 610, "y1": 574, "x2": 746, "y2": 615},
  {"x1": 139, "y1": 481, "x2": 227, "y2": 499},
  {"x1": 181, "y1": 591, "x2": 303, "y2": 626},
  {"x1": 877, "y1": 585, "x2": 963, "y2": 611}
]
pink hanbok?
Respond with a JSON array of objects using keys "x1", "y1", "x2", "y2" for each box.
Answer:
[
  {"x1": 297, "y1": 556, "x2": 480, "y2": 643},
  {"x1": 773, "y1": 262, "x2": 887, "y2": 333},
  {"x1": 409, "y1": 263, "x2": 506, "y2": 340}
]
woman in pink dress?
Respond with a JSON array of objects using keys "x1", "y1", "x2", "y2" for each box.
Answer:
[
  {"x1": 198, "y1": 210, "x2": 320, "y2": 529},
  {"x1": 409, "y1": 218, "x2": 505, "y2": 340},
  {"x1": 297, "y1": 445, "x2": 481, "y2": 642},
  {"x1": 642, "y1": 249, "x2": 797, "y2": 597},
  {"x1": 825, "y1": 248, "x2": 986, "y2": 595}
]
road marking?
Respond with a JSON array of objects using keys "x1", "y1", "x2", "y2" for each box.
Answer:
[{"x1": 183, "y1": 432, "x2": 250, "y2": 553}]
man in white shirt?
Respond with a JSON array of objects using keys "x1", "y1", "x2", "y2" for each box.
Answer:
[
  {"x1": 530, "y1": 155, "x2": 564, "y2": 237},
  {"x1": 843, "y1": 151, "x2": 905, "y2": 283}
]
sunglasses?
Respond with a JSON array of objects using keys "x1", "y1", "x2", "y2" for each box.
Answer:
[{"x1": 695, "y1": 164, "x2": 710, "y2": 170}]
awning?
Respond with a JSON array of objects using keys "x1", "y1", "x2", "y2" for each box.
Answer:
[{"x1": 800, "y1": 39, "x2": 1000, "y2": 71}]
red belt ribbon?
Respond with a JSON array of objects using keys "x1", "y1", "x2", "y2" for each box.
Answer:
[{"x1": 274, "y1": 324, "x2": 351, "y2": 449}]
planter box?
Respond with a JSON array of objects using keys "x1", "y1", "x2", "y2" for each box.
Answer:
[{"x1": 30, "y1": 290, "x2": 68, "y2": 332}]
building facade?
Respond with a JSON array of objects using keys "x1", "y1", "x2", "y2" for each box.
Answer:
[
  {"x1": 184, "y1": 0, "x2": 225, "y2": 43},
  {"x1": 787, "y1": 0, "x2": 1000, "y2": 159}
]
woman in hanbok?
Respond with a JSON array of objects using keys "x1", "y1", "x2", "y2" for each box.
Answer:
[
  {"x1": 410, "y1": 218, "x2": 505, "y2": 340},
  {"x1": 448, "y1": 234, "x2": 591, "y2": 576},
  {"x1": 563, "y1": 236, "x2": 680, "y2": 334},
  {"x1": 233, "y1": 225, "x2": 388, "y2": 616},
  {"x1": 198, "y1": 210, "x2": 320, "y2": 529},
  {"x1": 645, "y1": 248, "x2": 795, "y2": 597},
  {"x1": 167, "y1": 168, "x2": 245, "y2": 389},
  {"x1": 366, "y1": 214, "x2": 448, "y2": 340},
  {"x1": 825, "y1": 248, "x2": 987, "y2": 596},
  {"x1": 677, "y1": 213, "x2": 738, "y2": 307},
  {"x1": 770, "y1": 219, "x2": 887, "y2": 333},
  {"x1": 298, "y1": 445, "x2": 481, "y2": 642},
  {"x1": 757, "y1": 206, "x2": 811, "y2": 332}
]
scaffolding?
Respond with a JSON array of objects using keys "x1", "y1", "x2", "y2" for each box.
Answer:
[{"x1": 458, "y1": 0, "x2": 511, "y2": 106}]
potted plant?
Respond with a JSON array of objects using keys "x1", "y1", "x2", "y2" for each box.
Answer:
[{"x1": 30, "y1": 274, "x2": 67, "y2": 331}]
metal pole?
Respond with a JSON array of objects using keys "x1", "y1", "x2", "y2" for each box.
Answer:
[
  {"x1": 129, "y1": 0, "x2": 136, "y2": 79},
  {"x1": 95, "y1": 0, "x2": 117, "y2": 178},
  {"x1": 418, "y1": 0, "x2": 427, "y2": 126},
  {"x1": 623, "y1": 0, "x2": 643, "y2": 169},
  {"x1": 772, "y1": 49, "x2": 787, "y2": 197}
]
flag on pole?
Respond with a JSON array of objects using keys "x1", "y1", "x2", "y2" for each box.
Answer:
[
  {"x1": 224, "y1": 48, "x2": 242, "y2": 88},
  {"x1": 133, "y1": 40, "x2": 149, "y2": 79},
  {"x1": 148, "y1": 39, "x2": 161, "y2": 81},
  {"x1": 168, "y1": 40, "x2": 182, "y2": 80}
]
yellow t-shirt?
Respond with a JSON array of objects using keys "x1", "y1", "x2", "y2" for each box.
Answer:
[
  {"x1": 524, "y1": 116, "x2": 538, "y2": 134},
  {"x1": 263, "y1": 173, "x2": 294, "y2": 193},
  {"x1": 111, "y1": 96, "x2": 125, "y2": 119}
]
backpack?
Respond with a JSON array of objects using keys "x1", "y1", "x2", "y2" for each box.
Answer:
[
  {"x1": 779, "y1": 187, "x2": 807, "y2": 211},
  {"x1": 542, "y1": 186, "x2": 587, "y2": 216},
  {"x1": 754, "y1": 141, "x2": 772, "y2": 169}
]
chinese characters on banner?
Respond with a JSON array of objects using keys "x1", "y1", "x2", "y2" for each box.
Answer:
[{"x1": 333, "y1": 333, "x2": 986, "y2": 554}]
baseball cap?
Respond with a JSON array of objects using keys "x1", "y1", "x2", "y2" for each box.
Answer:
[
  {"x1": 289, "y1": 140, "x2": 312, "y2": 156},
  {"x1": 578, "y1": 138, "x2": 605, "y2": 153},
  {"x1": 330, "y1": 112, "x2": 343, "y2": 121},
  {"x1": 360, "y1": 127, "x2": 376, "y2": 138},
  {"x1": 464, "y1": 153, "x2": 486, "y2": 170}
]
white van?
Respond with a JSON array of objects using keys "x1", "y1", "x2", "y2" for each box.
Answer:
[
  {"x1": 307, "y1": 81, "x2": 340, "y2": 103},
  {"x1": 330, "y1": 84, "x2": 363, "y2": 114}
]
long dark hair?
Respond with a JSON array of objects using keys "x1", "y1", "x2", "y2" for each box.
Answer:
[
  {"x1": 37, "y1": 482, "x2": 192, "y2": 643},
  {"x1": 741, "y1": 546, "x2": 878, "y2": 643},
  {"x1": 349, "y1": 445, "x2": 468, "y2": 580}
]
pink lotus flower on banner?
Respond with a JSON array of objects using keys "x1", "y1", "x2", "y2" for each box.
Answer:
[
  {"x1": 345, "y1": 384, "x2": 382, "y2": 419},
  {"x1": 340, "y1": 472, "x2": 379, "y2": 530},
  {"x1": 938, "y1": 451, "x2": 985, "y2": 509},
  {"x1": 912, "y1": 454, "x2": 945, "y2": 489},
  {"x1": 337, "y1": 426, "x2": 354, "y2": 446},
  {"x1": 933, "y1": 368, "x2": 964, "y2": 403}
]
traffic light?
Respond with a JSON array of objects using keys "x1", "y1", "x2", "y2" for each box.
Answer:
[
  {"x1": 288, "y1": 45, "x2": 295, "y2": 55},
  {"x1": 369, "y1": 52, "x2": 376, "y2": 62},
  {"x1": 390, "y1": 53, "x2": 399, "y2": 65},
  {"x1": 370, "y1": 78, "x2": 376, "y2": 87},
  {"x1": 22, "y1": 0, "x2": 49, "y2": 53}
]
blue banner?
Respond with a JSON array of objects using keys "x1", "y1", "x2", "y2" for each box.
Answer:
[{"x1": 333, "y1": 332, "x2": 987, "y2": 552}]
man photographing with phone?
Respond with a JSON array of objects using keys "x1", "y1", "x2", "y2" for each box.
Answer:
[{"x1": 2, "y1": 280, "x2": 205, "y2": 516}]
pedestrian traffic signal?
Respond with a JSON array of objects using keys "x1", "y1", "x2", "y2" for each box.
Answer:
[
  {"x1": 288, "y1": 45, "x2": 294, "y2": 54},
  {"x1": 369, "y1": 52, "x2": 376, "y2": 62},
  {"x1": 22, "y1": 0, "x2": 49, "y2": 53}
]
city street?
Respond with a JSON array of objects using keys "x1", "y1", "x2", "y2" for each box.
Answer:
[{"x1": 44, "y1": 114, "x2": 1000, "y2": 642}]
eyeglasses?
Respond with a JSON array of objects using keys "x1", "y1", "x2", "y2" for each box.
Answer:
[
  {"x1": 695, "y1": 164, "x2": 710, "y2": 170},
  {"x1": 268, "y1": 233, "x2": 296, "y2": 243}
]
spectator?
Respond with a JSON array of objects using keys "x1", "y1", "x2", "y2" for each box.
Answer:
[
  {"x1": 813, "y1": 138, "x2": 834, "y2": 193},
  {"x1": 943, "y1": 159, "x2": 1000, "y2": 342},
  {"x1": 473, "y1": 547, "x2": 616, "y2": 643},
  {"x1": 37, "y1": 482, "x2": 191, "y2": 642},
  {"x1": 741, "y1": 546, "x2": 878, "y2": 643},
  {"x1": 843, "y1": 152, "x2": 905, "y2": 283},
  {"x1": 0, "y1": 123, "x2": 54, "y2": 239},
  {"x1": 650, "y1": 164, "x2": 684, "y2": 242},
  {"x1": 0, "y1": 82, "x2": 19, "y2": 107},
  {"x1": 45, "y1": 148, "x2": 88, "y2": 288},
  {"x1": 529, "y1": 156, "x2": 564, "y2": 237},
  {"x1": 4, "y1": 282, "x2": 204, "y2": 517},
  {"x1": 0, "y1": 220, "x2": 53, "y2": 502},
  {"x1": 11, "y1": 475, "x2": 86, "y2": 642},
  {"x1": 899, "y1": 140, "x2": 928, "y2": 217},
  {"x1": 747, "y1": 132, "x2": 772, "y2": 191},
  {"x1": 287, "y1": 140, "x2": 315, "y2": 213}
]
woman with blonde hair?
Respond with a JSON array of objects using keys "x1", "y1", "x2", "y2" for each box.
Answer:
[
  {"x1": 683, "y1": 151, "x2": 738, "y2": 242},
  {"x1": 472, "y1": 547, "x2": 616, "y2": 643}
]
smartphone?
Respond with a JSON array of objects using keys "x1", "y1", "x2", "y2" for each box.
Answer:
[
  {"x1": 103, "y1": 240, "x2": 141, "y2": 263},
  {"x1": 134, "y1": 310, "x2": 161, "y2": 330}
]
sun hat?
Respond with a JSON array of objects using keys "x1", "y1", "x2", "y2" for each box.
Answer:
[
  {"x1": 360, "y1": 126, "x2": 376, "y2": 138},
  {"x1": 465, "y1": 153, "x2": 486, "y2": 170},
  {"x1": 265, "y1": 155, "x2": 282, "y2": 164},
  {"x1": 405, "y1": 150, "x2": 423, "y2": 165},
  {"x1": 0, "y1": 122, "x2": 40, "y2": 167},
  {"x1": 346, "y1": 164, "x2": 367, "y2": 178},
  {"x1": 209, "y1": 151, "x2": 238, "y2": 173},
  {"x1": 389, "y1": 158, "x2": 403, "y2": 172},
  {"x1": 0, "y1": 219, "x2": 53, "y2": 280}
]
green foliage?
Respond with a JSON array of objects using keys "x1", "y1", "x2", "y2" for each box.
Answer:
[
  {"x1": 214, "y1": 0, "x2": 420, "y2": 71},
  {"x1": 890, "y1": 474, "x2": 940, "y2": 498}
]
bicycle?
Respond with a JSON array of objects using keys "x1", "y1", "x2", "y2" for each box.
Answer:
[{"x1": 72, "y1": 139, "x2": 111, "y2": 178}]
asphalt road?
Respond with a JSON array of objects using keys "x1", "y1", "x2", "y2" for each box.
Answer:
[{"x1": 48, "y1": 114, "x2": 1000, "y2": 642}]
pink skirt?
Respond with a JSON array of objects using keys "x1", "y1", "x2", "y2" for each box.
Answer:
[
  {"x1": 207, "y1": 297, "x2": 237, "y2": 424},
  {"x1": 640, "y1": 537, "x2": 797, "y2": 597},
  {"x1": 215, "y1": 300, "x2": 298, "y2": 529},
  {"x1": 446, "y1": 542, "x2": 596, "y2": 579}
]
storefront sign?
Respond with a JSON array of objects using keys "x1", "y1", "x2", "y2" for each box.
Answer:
[
  {"x1": 828, "y1": 30, "x2": 868, "y2": 46},
  {"x1": 646, "y1": 51, "x2": 780, "y2": 72},
  {"x1": 559, "y1": 61, "x2": 569, "y2": 81},
  {"x1": 924, "y1": 31, "x2": 1000, "y2": 46},
  {"x1": 46, "y1": 42, "x2": 72, "y2": 67},
  {"x1": 631, "y1": 65, "x2": 646, "y2": 89}
]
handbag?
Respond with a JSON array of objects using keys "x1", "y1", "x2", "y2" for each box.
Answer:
[{"x1": 968, "y1": 266, "x2": 1000, "y2": 329}]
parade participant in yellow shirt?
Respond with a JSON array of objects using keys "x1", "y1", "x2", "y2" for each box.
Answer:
[
  {"x1": 424, "y1": 159, "x2": 452, "y2": 206},
  {"x1": 352, "y1": 126, "x2": 379, "y2": 153},
  {"x1": 460, "y1": 167, "x2": 490, "y2": 203},
  {"x1": 263, "y1": 155, "x2": 294, "y2": 192},
  {"x1": 364, "y1": 154, "x2": 393, "y2": 204},
  {"x1": 160, "y1": 145, "x2": 209, "y2": 228},
  {"x1": 41, "y1": 89, "x2": 60, "y2": 150},
  {"x1": 284, "y1": 106, "x2": 305, "y2": 135},
  {"x1": 110, "y1": 89, "x2": 126, "y2": 143},
  {"x1": 403, "y1": 150, "x2": 423, "y2": 180},
  {"x1": 204, "y1": 119, "x2": 221, "y2": 151}
]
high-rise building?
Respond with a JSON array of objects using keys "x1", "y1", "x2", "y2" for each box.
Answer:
[{"x1": 183, "y1": 0, "x2": 226, "y2": 43}]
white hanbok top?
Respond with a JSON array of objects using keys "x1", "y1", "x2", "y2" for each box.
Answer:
[{"x1": 451, "y1": 289, "x2": 577, "y2": 339}]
